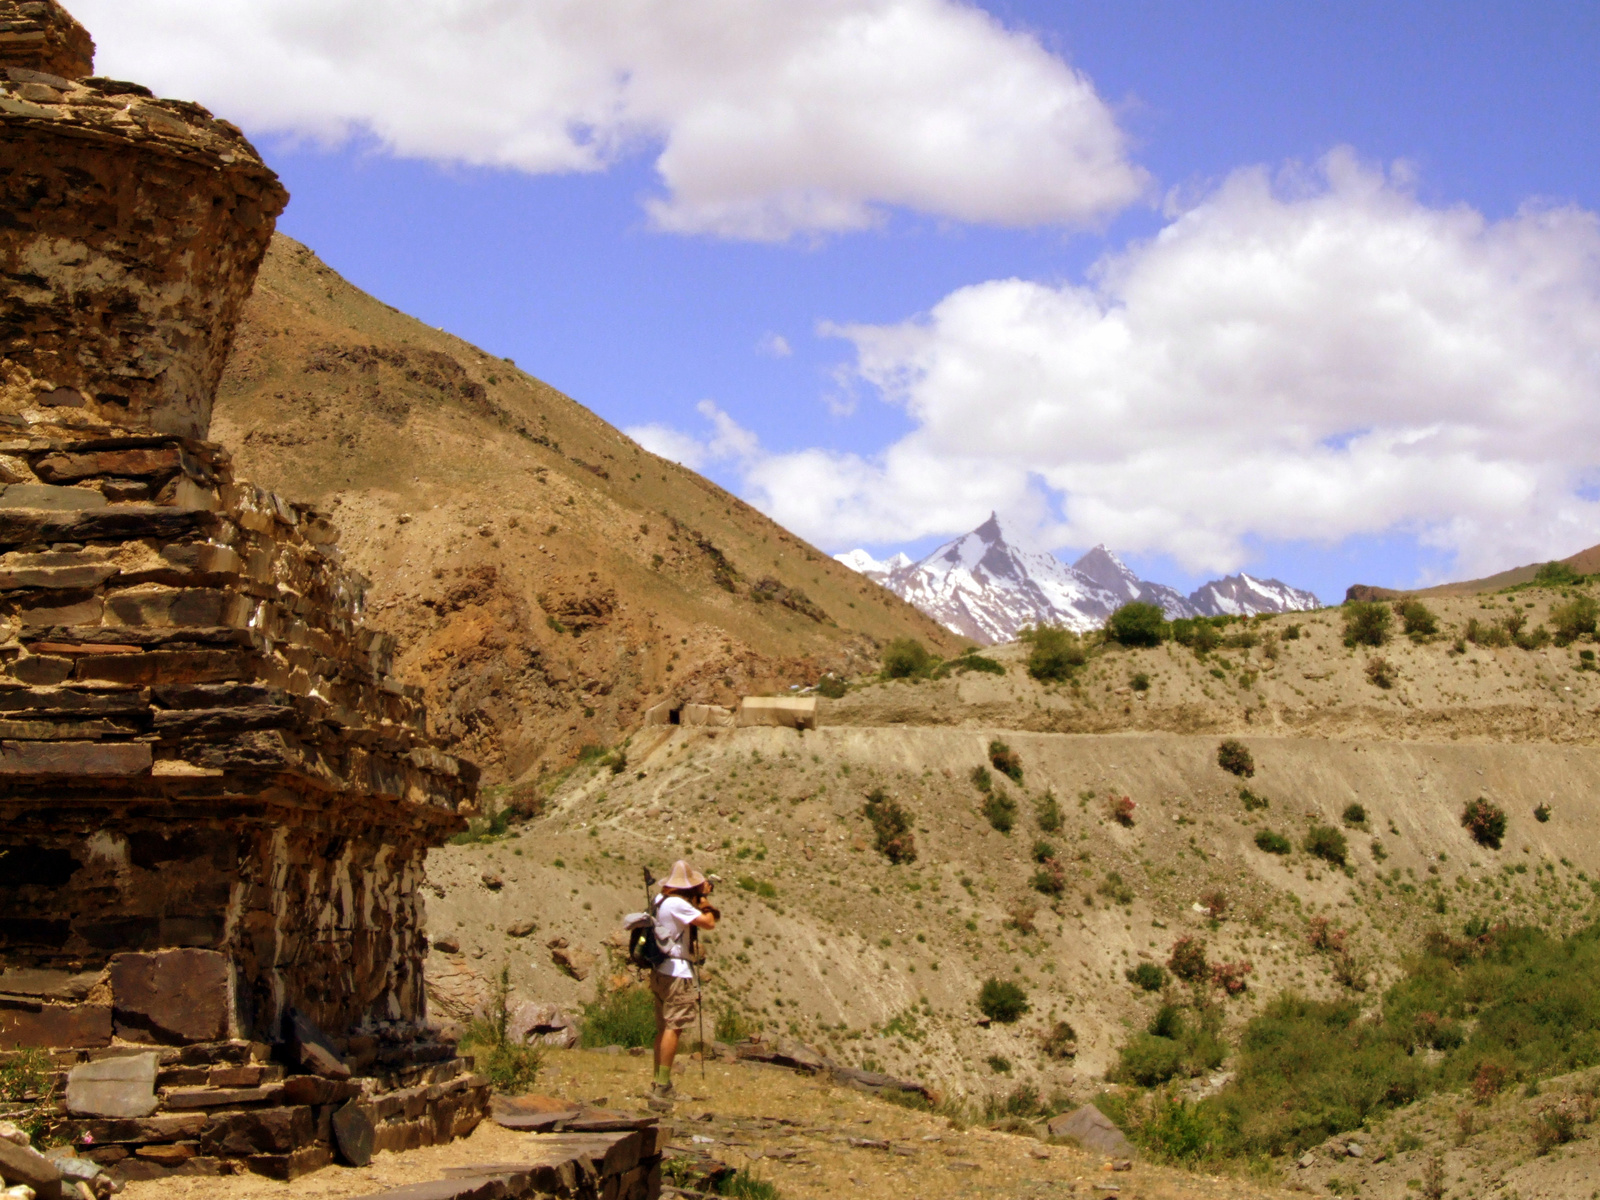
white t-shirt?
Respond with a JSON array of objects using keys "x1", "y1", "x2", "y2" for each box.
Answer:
[{"x1": 654, "y1": 895, "x2": 702, "y2": 978}]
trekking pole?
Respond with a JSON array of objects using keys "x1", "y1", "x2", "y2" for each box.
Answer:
[{"x1": 695, "y1": 959, "x2": 707, "y2": 1082}]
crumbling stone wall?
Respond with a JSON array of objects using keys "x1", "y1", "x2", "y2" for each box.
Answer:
[
  {"x1": 0, "y1": 0, "x2": 286, "y2": 438},
  {"x1": 0, "y1": 4, "x2": 492, "y2": 1184}
]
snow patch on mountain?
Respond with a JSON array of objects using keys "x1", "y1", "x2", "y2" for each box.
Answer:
[{"x1": 834, "y1": 515, "x2": 1319, "y2": 644}]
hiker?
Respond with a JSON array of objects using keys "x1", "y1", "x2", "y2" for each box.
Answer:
[{"x1": 649, "y1": 859, "x2": 719, "y2": 1102}]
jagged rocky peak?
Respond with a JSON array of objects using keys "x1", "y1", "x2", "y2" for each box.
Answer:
[{"x1": 836, "y1": 515, "x2": 1319, "y2": 644}]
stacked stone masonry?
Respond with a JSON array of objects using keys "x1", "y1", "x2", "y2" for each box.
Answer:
[{"x1": 0, "y1": 2, "x2": 493, "y2": 1187}]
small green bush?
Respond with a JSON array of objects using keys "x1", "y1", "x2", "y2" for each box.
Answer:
[
  {"x1": 989, "y1": 739, "x2": 1023, "y2": 783},
  {"x1": 719, "y1": 1167, "x2": 781, "y2": 1200},
  {"x1": 970, "y1": 764, "x2": 992, "y2": 792},
  {"x1": 1551, "y1": 595, "x2": 1599, "y2": 645},
  {"x1": 1168, "y1": 936, "x2": 1208, "y2": 982},
  {"x1": 1304, "y1": 824, "x2": 1348, "y2": 866},
  {"x1": 1126, "y1": 962, "x2": 1168, "y2": 991},
  {"x1": 881, "y1": 637, "x2": 937, "y2": 679},
  {"x1": 1030, "y1": 859, "x2": 1066, "y2": 895},
  {"x1": 1534, "y1": 561, "x2": 1582, "y2": 587},
  {"x1": 1098, "y1": 871, "x2": 1135, "y2": 905},
  {"x1": 1342, "y1": 803, "x2": 1367, "y2": 827},
  {"x1": 1282, "y1": 623, "x2": 1301, "y2": 640},
  {"x1": 978, "y1": 978, "x2": 1030, "y2": 1023},
  {"x1": 863, "y1": 788, "x2": 917, "y2": 864},
  {"x1": 1239, "y1": 787, "x2": 1269, "y2": 811},
  {"x1": 1025, "y1": 625, "x2": 1088, "y2": 681},
  {"x1": 1254, "y1": 829, "x2": 1292, "y2": 854},
  {"x1": 1117, "y1": 1033, "x2": 1187, "y2": 1086},
  {"x1": 1035, "y1": 791, "x2": 1063, "y2": 833},
  {"x1": 580, "y1": 986, "x2": 657, "y2": 1049},
  {"x1": 1342, "y1": 600, "x2": 1393, "y2": 647},
  {"x1": 1217, "y1": 738, "x2": 1255, "y2": 777},
  {"x1": 982, "y1": 786, "x2": 1018, "y2": 834},
  {"x1": 1365, "y1": 656, "x2": 1397, "y2": 688},
  {"x1": 715, "y1": 1006, "x2": 756, "y2": 1043},
  {"x1": 1534, "y1": 802, "x2": 1552, "y2": 823},
  {"x1": 816, "y1": 674, "x2": 848, "y2": 698},
  {"x1": 986, "y1": 1053, "x2": 1013, "y2": 1074},
  {"x1": 1397, "y1": 599, "x2": 1439, "y2": 637},
  {"x1": 1042, "y1": 1020, "x2": 1079, "y2": 1059},
  {"x1": 1130, "y1": 671, "x2": 1151, "y2": 691},
  {"x1": 1032, "y1": 839, "x2": 1057, "y2": 863},
  {"x1": 1108, "y1": 601, "x2": 1167, "y2": 647},
  {"x1": 1461, "y1": 797, "x2": 1507, "y2": 849},
  {"x1": 738, "y1": 876, "x2": 778, "y2": 898}
]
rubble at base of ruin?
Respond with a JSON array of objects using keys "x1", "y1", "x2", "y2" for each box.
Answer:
[{"x1": 0, "y1": 1, "x2": 494, "y2": 1185}]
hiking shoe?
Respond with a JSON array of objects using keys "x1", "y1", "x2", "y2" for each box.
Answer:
[
  {"x1": 649, "y1": 1080, "x2": 675, "y2": 1098},
  {"x1": 646, "y1": 1094, "x2": 675, "y2": 1113}
]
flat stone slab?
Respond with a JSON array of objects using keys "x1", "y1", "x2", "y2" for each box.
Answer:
[
  {"x1": 1046, "y1": 1104, "x2": 1134, "y2": 1157},
  {"x1": 65, "y1": 1051, "x2": 158, "y2": 1118}
]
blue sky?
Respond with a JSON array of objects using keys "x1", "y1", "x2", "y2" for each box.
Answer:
[{"x1": 83, "y1": 1, "x2": 1600, "y2": 604}]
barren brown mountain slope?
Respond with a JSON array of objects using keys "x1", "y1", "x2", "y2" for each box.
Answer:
[
  {"x1": 1348, "y1": 539, "x2": 1600, "y2": 599},
  {"x1": 211, "y1": 235, "x2": 960, "y2": 784}
]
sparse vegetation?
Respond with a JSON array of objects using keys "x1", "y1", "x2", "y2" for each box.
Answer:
[
  {"x1": 1238, "y1": 786, "x2": 1269, "y2": 811},
  {"x1": 1551, "y1": 594, "x2": 1599, "y2": 644},
  {"x1": 1130, "y1": 671, "x2": 1150, "y2": 691},
  {"x1": 1041, "y1": 1020, "x2": 1079, "y2": 1059},
  {"x1": 881, "y1": 637, "x2": 937, "y2": 680},
  {"x1": 1461, "y1": 797, "x2": 1508, "y2": 849},
  {"x1": 863, "y1": 788, "x2": 917, "y2": 864},
  {"x1": 1168, "y1": 936, "x2": 1208, "y2": 983},
  {"x1": 982, "y1": 785, "x2": 1018, "y2": 833},
  {"x1": 1304, "y1": 823, "x2": 1348, "y2": 866},
  {"x1": 977, "y1": 978, "x2": 1030, "y2": 1024},
  {"x1": 1107, "y1": 601, "x2": 1167, "y2": 647},
  {"x1": 1108, "y1": 794, "x2": 1136, "y2": 826},
  {"x1": 1126, "y1": 962, "x2": 1168, "y2": 991},
  {"x1": 1342, "y1": 803, "x2": 1367, "y2": 827},
  {"x1": 1365, "y1": 655, "x2": 1397, "y2": 688},
  {"x1": 1023, "y1": 624, "x2": 1088, "y2": 681},
  {"x1": 1396, "y1": 598, "x2": 1439, "y2": 637},
  {"x1": 1034, "y1": 791, "x2": 1063, "y2": 833},
  {"x1": 988, "y1": 739, "x2": 1023, "y2": 783},
  {"x1": 579, "y1": 983, "x2": 658, "y2": 1050},
  {"x1": 1534, "y1": 801, "x2": 1552, "y2": 823},
  {"x1": 463, "y1": 963, "x2": 546, "y2": 1092},
  {"x1": 1254, "y1": 828, "x2": 1291, "y2": 854},
  {"x1": 1216, "y1": 739, "x2": 1255, "y2": 777},
  {"x1": 1342, "y1": 600, "x2": 1393, "y2": 647},
  {"x1": 1098, "y1": 871, "x2": 1135, "y2": 905},
  {"x1": 816, "y1": 673, "x2": 849, "y2": 698}
]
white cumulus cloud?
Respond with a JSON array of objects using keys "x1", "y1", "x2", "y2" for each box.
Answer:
[
  {"x1": 74, "y1": 0, "x2": 1146, "y2": 241},
  {"x1": 678, "y1": 152, "x2": 1600, "y2": 578}
]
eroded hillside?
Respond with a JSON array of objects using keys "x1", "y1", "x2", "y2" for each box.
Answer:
[{"x1": 211, "y1": 236, "x2": 961, "y2": 783}]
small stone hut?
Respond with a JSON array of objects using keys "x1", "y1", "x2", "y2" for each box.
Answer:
[{"x1": 0, "y1": 1, "x2": 487, "y2": 1182}]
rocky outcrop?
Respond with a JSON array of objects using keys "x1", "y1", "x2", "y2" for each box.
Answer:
[{"x1": 0, "y1": 2, "x2": 488, "y2": 1185}]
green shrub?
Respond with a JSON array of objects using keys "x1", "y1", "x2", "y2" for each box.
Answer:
[
  {"x1": 1551, "y1": 594, "x2": 1599, "y2": 644},
  {"x1": 1365, "y1": 656, "x2": 1396, "y2": 688},
  {"x1": 1035, "y1": 791, "x2": 1063, "y2": 833},
  {"x1": 1397, "y1": 599, "x2": 1439, "y2": 637},
  {"x1": 1031, "y1": 860, "x2": 1066, "y2": 896},
  {"x1": 1126, "y1": 962, "x2": 1168, "y2": 991},
  {"x1": 978, "y1": 978, "x2": 1030, "y2": 1023},
  {"x1": 1168, "y1": 936, "x2": 1208, "y2": 982},
  {"x1": 1304, "y1": 824, "x2": 1348, "y2": 866},
  {"x1": 1238, "y1": 787, "x2": 1269, "y2": 811},
  {"x1": 1254, "y1": 828, "x2": 1291, "y2": 854},
  {"x1": 0, "y1": 1047, "x2": 53, "y2": 1140},
  {"x1": 715, "y1": 1007, "x2": 756, "y2": 1043},
  {"x1": 1282, "y1": 623, "x2": 1301, "y2": 640},
  {"x1": 1216, "y1": 739, "x2": 1254, "y2": 777},
  {"x1": 986, "y1": 1053, "x2": 1012, "y2": 1074},
  {"x1": 1116, "y1": 1033, "x2": 1186, "y2": 1086},
  {"x1": 982, "y1": 786, "x2": 1018, "y2": 834},
  {"x1": 738, "y1": 876, "x2": 778, "y2": 898},
  {"x1": 937, "y1": 653, "x2": 1005, "y2": 677},
  {"x1": 1468, "y1": 616, "x2": 1512, "y2": 647},
  {"x1": 1131, "y1": 671, "x2": 1150, "y2": 691},
  {"x1": 580, "y1": 986, "x2": 657, "y2": 1049},
  {"x1": 816, "y1": 674, "x2": 848, "y2": 698},
  {"x1": 1342, "y1": 803, "x2": 1367, "y2": 827},
  {"x1": 1025, "y1": 625, "x2": 1088, "y2": 681},
  {"x1": 863, "y1": 788, "x2": 917, "y2": 864},
  {"x1": 881, "y1": 637, "x2": 937, "y2": 679},
  {"x1": 989, "y1": 739, "x2": 1023, "y2": 783},
  {"x1": 462, "y1": 963, "x2": 545, "y2": 1092},
  {"x1": 1534, "y1": 802, "x2": 1552, "y2": 823},
  {"x1": 1108, "y1": 601, "x2": 1167, "y2": 647},
  {"x1": 1534, "y1": 561, "x2": 1582, "y2": 587},
  {"x1": 718, "y1": 1167, "x2": 781, "y2": 1200},
  {"x1": 1031, "y1": 839, "x2": 1057, "y2": 863},
  {"x1": 1098, "y1": 871, "x2": 1135, "y2": 905},
  {"x1": 970, "y1": 765, "x2": 992, "y2": 792},
  {"x1": 1461, "y1": 797, "x2": 1507, "y2": 849},
  {"x1": 1042, "y1": 1020, "x2": 1079, "y2": 1059},
  {"x1": 1342, "y1": 600, "x2": 1392, "y2": 647}
]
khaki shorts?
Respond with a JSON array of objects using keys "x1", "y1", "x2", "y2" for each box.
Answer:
[{"x1": 651, "y1": 971, "x2": 698, "y2": 1031}]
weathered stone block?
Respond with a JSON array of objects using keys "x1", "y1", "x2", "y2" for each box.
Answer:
[
  {"x1": 110, "y1": 948, "x2": 231, "y2": 1043},
  {"x1": 200, "y1": 1105, "x2": 313, "y2": 1156},
  {"x1": 0, "y1": 1137, "x2": 63, "y2": 1200},
  {"x1": 65, "y1": 1051, "x2": 159, "y2": 1118},
  {"x1": 0, "y1": 483, "x2": 105, "y2": 511},
  {"x1": 0, "y1": 999, "x2": 110, "y2": 1048},
  {"x1": 0, "y1": 740, "x2": 150, "y2": 775}
]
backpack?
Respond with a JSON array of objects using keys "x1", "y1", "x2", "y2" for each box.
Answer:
[{"x1": 623, "y1": 903, "x2": 669, "y2": 971}]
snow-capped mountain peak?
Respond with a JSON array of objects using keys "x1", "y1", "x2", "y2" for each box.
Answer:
[{"x1": 834, "y1": 518, "x2": 1319, "y2": 644}]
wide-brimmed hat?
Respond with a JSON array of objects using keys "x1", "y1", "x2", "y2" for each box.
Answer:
[{"x1": 661, "y1": 860, "x2": 708, "y2": 891}]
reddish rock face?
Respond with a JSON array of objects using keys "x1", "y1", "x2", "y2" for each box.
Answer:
[
  {"x1": 0, "y1": 1, "x2": 287, "y2": 439},
  {"x1": 0, "y1": 0, "x2": 93, "y2": 79}
]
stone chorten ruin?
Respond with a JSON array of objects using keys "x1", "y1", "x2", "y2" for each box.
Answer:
[{"x1": 0, "y1": 1, "x2": 490, "y2": 1183}]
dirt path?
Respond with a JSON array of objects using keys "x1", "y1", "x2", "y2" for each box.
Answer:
[{"x1": 123, "y1": 1048, "x2": 1294, "y2": 1200}]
